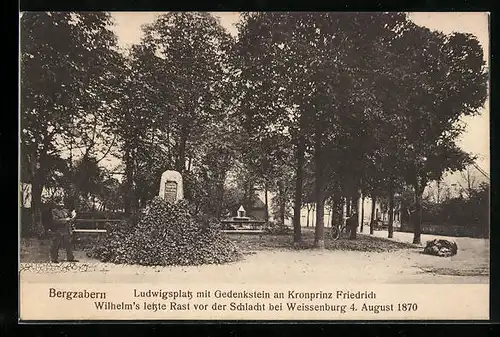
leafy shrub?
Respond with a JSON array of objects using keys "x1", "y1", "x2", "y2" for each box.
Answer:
[{"x1": 92, "y1": 197, "x2": 242, "y2": 266}]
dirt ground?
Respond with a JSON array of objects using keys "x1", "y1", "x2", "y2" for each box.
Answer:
[{"x1": 19, "y1": 229, "x2": 489, "y2": 285}]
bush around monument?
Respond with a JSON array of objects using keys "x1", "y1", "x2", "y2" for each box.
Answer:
[{"x1": 92, "y1": 197, "x2": 242, "y2": 266}]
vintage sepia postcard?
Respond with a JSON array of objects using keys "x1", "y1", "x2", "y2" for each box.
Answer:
[{"x1": 19, "y1": 11, "x2": 490, "y2": 321}]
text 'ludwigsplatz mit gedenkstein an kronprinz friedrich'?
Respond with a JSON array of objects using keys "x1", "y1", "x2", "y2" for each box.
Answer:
[{"x1": 130, "y1": 288, "x2": 377, "y2": 300}]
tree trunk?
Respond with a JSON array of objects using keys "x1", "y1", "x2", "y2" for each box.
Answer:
[
  {"x1": 176, "y1": 139, "x2": 187, "y2": 172},
  {"x1": 413, "y1": 182, "x2": 423, "y2": 244},
  {"x1": 326, "y1": 202, "x2": 331, "y2": 227},
  {"x1": 243, "y1": 178, "x2": 252, "y2": 213},
  {"x1": 215, "y1": 180, "x2": 223, "y2": 219},
  {"x1": 293, "y1": 133, "x2": 305, "y2": 243},
  {"x1": 388, "y1": 187, "x2": 395, "y2": 238},
  {"x1": 264, "y1": 185, "x2": 269, "y2": 222},
  {"x1": 331, "y1": 199, "x2": 337, "y2": 227},
  {"x1": 313, "y1": 125, "x2": 325, "y2": 249},
  {"x1": 314, "y1": 194, "x2": 325, "y2": 248},
  {"x1": 370, "y1": 195, "x2": 376, "y2": 235},
  {"x1": 353, "y1": 194, "x2": 360, "y2": 236},
  {"x1": 20, "y1": 185, "x2": 24, "y2": 209},
  {"x1": 30, "y1": 178, "x2": 44, "y2": 237},
  {"x1": 176, "y1": 125, "x2": 188, "y2": 172},
  {"x1": 360, "y1": 195, "x2": 365, "y2": 233},
  {"x1": 346, "y1": 197, "x2": 351, "y2": 216},
  {"x1": 166, "y1": 120, "x2": 172, "y2": 166},
  {"x1": 340, "y1": 198, "x2": 344, "y2": 226},
  {"x1": 123, "y1": 144, "x2": 135, "y2": 215},
  {"x1": 312, "y1": 203, "x2": 316, "y2": 227},
  {"x1": 278, "y1": 181, "x2": 286, "y2": 225}
]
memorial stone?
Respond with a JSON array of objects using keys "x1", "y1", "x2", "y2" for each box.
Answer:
[{"x1": 159, "y1": 170, "x2": 184, "y2": 203}]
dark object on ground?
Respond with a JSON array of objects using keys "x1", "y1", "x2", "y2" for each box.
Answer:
[
  {"x1": 92, "y1": 197, "x2": 242, "y2": 266},
  {"x1": 423, "y1": 239, "x2": 458, "y2": 257}
]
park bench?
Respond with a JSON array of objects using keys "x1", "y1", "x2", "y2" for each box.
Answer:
[
  {"x1": 72, "y1": 218, "x2": 122, "y2": 234},
  {"x1": 41, "y1": 208, "x2": 119, "y2": 235}
]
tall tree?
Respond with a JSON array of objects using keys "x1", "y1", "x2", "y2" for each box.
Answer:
[
  {"x1": 235, "y1": 12, "x2": 314, "y2": 244},
  {"x1": 21, "y1": 12, "x2": 120, "y2": 235},
  {"x1": 305, "y1": 12, "x2": 408, "y2": 247},
  {"x1": 385, "y1": 23, "x2": 488, "y2": 244},
  {"x1": 141, "y1": 12, "x2": 234, "y2": 173}
]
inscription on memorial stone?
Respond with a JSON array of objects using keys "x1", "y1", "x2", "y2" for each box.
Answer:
[{"x1": 164, "y1": 181, "x2": 178, "y2": 203}]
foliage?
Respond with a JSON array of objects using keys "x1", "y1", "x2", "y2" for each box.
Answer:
[
  {"x1": 103, "y1": 12, "x2": 236, "y2": 214},
  {"x1": 92, "y1": 197, "x2": 242, "y2": 266},
  {"x1": 263, "y1": 222, "x2": 293, "y2": 235},
  {"x1": 95, "y1": 176, "x2": 124, "y2": 212},
  {"x1": 383, "y1": 22, "x2": 488, "y2": 243},
  {"x1": 20, "y1": 12, "x2": 121, "y2": 236},
  {"x1": 141, "y1": 12, "x2": 234, "y2": 169},
  {"x1": 234, "y1": 13, "x2": 413, "y2": 246},
  {"x1": 420, "y1": 182, "x2": 489, "y2": 234},
  {"x1": 221, "y1": 186, "x2": 245, "y2": 217}
]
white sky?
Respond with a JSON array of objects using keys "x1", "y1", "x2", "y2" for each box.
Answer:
[{"x1": 108, "y1": 12, "x2": 490, "y2": 184}]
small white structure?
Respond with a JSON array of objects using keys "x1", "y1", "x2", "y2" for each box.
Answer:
[
  {"x1": 159, "y1": 170, "x2": 184, "y2": 203},
  {"x1": 234, "y1": 205, "x2": 250, "y2": 220}
]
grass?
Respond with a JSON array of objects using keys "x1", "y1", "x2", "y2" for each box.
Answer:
[{"x1": 229, "y1": 229, "x2": 418, "y2": 253}]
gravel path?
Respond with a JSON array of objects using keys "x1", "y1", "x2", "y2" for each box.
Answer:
[
  {"x1": 20, "y1": 245, "x2": 488, "y2": 284},
  {"x1": 20, "y1": 230, "x2": 489, "y2": 284}
]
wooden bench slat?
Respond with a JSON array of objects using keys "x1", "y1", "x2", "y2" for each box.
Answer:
[
  {"x1": 221, "y1": 230, "x2": 265, "y2": 235},
  {"x1": 74, "y1": 219, "x2": 122, "y2": 223},
  {"x1": 220, "y1": 220, "x2": 266, "y2": 222},
  {"x1": 73, "y1": 229, "x2": 107, "y2": 233},
  {"x1": 74, "y1": 229, "x2": 266, "y2": 235}
]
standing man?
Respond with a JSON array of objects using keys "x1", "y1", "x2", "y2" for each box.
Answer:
[
  {"x1": 49, "y1": 199, "x2": 79, "y2": 263},
  {"x1": 346, "y1": 210, "x2": 359, "y2": 240}
]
